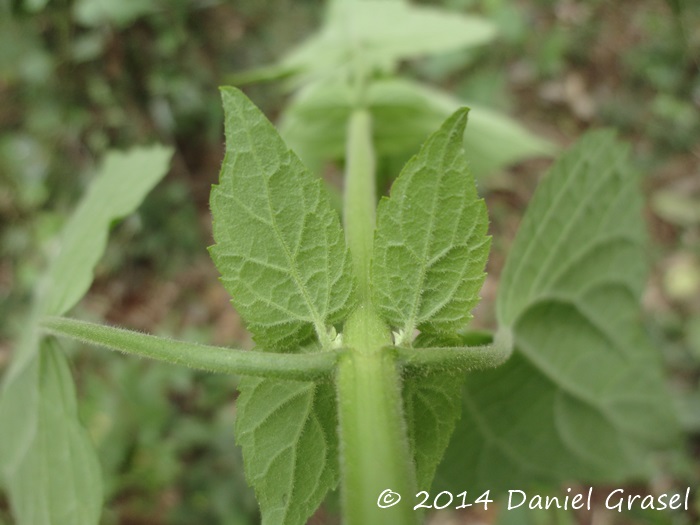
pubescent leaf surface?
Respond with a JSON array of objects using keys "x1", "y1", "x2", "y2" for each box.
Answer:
[
  {"x1": 436, "y1": 131, "x2": 680, "y2": 492},
  {"x1": 403, "y1": 331, "x2": 501, "y2": 490},
  {"x1": 372, "y1": 108, "x2": 490, "y2": 336},
  {"x1": 235, "y1": 377, "x2": 338, "y2": 525},
  {"x1": 210, "y1": 87, "x2": 355, "y2": 348},
  {"x1": 0, "y1": 145, "x2": 173, "y2": 525},
  {"x1": 403, "y1": 371, "x2": 464, "y2": 489}
]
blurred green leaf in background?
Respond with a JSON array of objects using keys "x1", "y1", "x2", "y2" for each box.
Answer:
[{"x1": 1, "y1": 0, "x2": 699, "y2": 523}]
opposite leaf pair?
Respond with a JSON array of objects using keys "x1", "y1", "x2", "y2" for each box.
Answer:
[
  {"x1": 208, "y1": 88, "x2": 678, "y2": 525},
  {"x1": 209, "y1": 87, "x2": 499, "y2": 525},
  {"x1": 210, "y1": 87, "x2": 490, "y2": 351},
  {"x1": 27, "y1": 86, "x2": 679, "y2": 525}
]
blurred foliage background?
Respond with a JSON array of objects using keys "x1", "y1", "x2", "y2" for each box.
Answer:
[{"x1": 0, "y1": 0, "x2": 699, "y2": 524}]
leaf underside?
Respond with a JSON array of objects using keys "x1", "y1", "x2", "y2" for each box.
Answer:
[
  {"x1": 403, "y1": 371, "x2": 465, "y2": 489},
  {"x1": 436, "y1": 130, "x2": 679, "y2": 492},
  {"x1": 371, "y1": 109, "x2": 491, "y2": 490},
  {"x1": 235, "y1": 377, "x2": 338, "y2": 525},
  {"x1": 211, "y1": 88, "x2": 352, "y2": 525},
  {"x1": 45, "y1": 146, "x2": 174, "y2": 319},
  {"x1": 372, "y1": 108, "x2": 491, "y2": 336},
  {"x1": 210, "y1": 87, "x2": 355, "y2": 349},
  {"x1": 0, "y1": 146, "x2": 172, "y2": 525},
  {"x1": 3, "y1": 342, "x2": 103, "y2": 525}
]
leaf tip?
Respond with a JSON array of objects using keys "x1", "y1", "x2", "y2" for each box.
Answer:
[
  {"x1": 435, "y1": 106, "x2": 470, "y2": 149},
  {"x1": 449, "y1": 106, "x2": 470, "y2": 131},
  {"x1": 218, "y1": 84, "x2": 242, "y2": 98},
  {"x1": 219, "y1": 86, "x2": 252, "y2": 117}
]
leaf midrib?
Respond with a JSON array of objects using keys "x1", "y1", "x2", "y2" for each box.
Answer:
[
  {"x1": 241, "y1": 381, "x2": 317, "y2": 524},
  {"x1": 402, "y1": 137, "x2": 469, "y2": 334},
  {"x1": 237, "y1": 122, "x2": 328, "y2": 340},
  {"x1": 500, "y1": 143, "x2": 616, "y2": 323},
  {"x1": 514, "y1": 314, "x2": 621, "y2": 425},
  {"x1": 402, "y1": 161, "x2": 444, "y2": 335},
  {"x1": 524, "y1": 154, "x2": 628, "y2": 301},
  {"x1": 462, "y1": 388, "x2": 555, "y2": 479}
]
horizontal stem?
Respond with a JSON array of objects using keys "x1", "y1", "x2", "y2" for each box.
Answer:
[
  {"x1": 396, "y1": 329, "x2": 513, "y2": 374},
  {"x1": 41, "y1": 317, "x2": 339, "y2": 381}
]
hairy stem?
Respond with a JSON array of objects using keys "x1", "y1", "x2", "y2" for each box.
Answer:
[
  {"x1": 338, "y1": 110, "x2": 419, "y2": 525},
  {"x1": 397, "y1": 329, "x2": 513, "y2": 373},
  {"x1": 338, "y1": 307, "x2": 418, "y2": 525},
  {"x1": 343, "y1": 109, "x2": 376, "y2": 303},
  {"x1": 41, "y1": 317, "x2": 339, "y2": 381}
]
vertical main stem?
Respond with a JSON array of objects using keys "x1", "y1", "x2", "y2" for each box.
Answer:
[
  {"x1": 338, "y1": 110, "x2": 419, "y2": 525},
  {"x1": 343, "y1": 109, "x2": 376, "y2": 303},
  {"x1": 337, "y1": 309, "x2": 418, "y2": 525}
]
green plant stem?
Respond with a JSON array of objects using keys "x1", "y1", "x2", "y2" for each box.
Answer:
[
  {"x1": 338, "y1": 110, "x2": 419, "y2": 525},
  {"x1": 397, "y1": 329, "x2": 513, "y2": 373},
  {"x1": 338, "y1": 308, "x2": 418, "y2": 525},
  {"x1": 343, "y1": 109, "x2": 376, "y2": 302},
  {"x1": 41, "y1": 317, "x2": 339, "y2": 381}
]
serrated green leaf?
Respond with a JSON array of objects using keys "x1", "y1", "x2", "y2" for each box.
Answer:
[
  {"x1": 372, "y1": 109, "x2": 491, "y2": 337},
  {"x1": 210, "y1": 87, "x2": 355, "y2": 348},
  {"x1": 235, "y1": 377, "x2": 338, "y2": 525},
  {"x1": 403, "y1": 372, "x2": 464, "y2": 489},
  {"x1": 403, "y1": 331, "x2": 507, "y2": 490},
  {"x1": 2, "y1": 342, "x2": 102, "y2": 525},
  {"x1": 0, "y1": 145, "x2": 173, "y2": 525},
  {"x1": 497, "y1": 131, "x2": 644, "y2": 325},
  {"x1": 280, "y1": 78, "x2": 555, "y2": 178},
  {"x1": 436, "y1": 131, "x2": 680, "y2": 492}
]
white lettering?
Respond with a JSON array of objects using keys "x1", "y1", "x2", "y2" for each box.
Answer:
[
  {"x1": 640, "y1": 495, "x2": 655, "y2": 510},
  {"x1": 571, "y1": 493, "x2": 584, "y2": 510},
  {"x1": 508, "y1": 490, "x2": 527, "y2": 510},
  {"x1": 669, "y1": 494, "x2": 681, "y2": 510},
  {"x1": 605, "y1": 489, "x2": 625, "y2": 512},
  {"x1": 657, "y1": 494, "x2": 668, "y2": 510},
  {"x1": 529, "y1": 495, "x2": 543, "y2": 510},
  {"x1": 544, "y1": 496, "x2": 562, "y2": 509}
]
